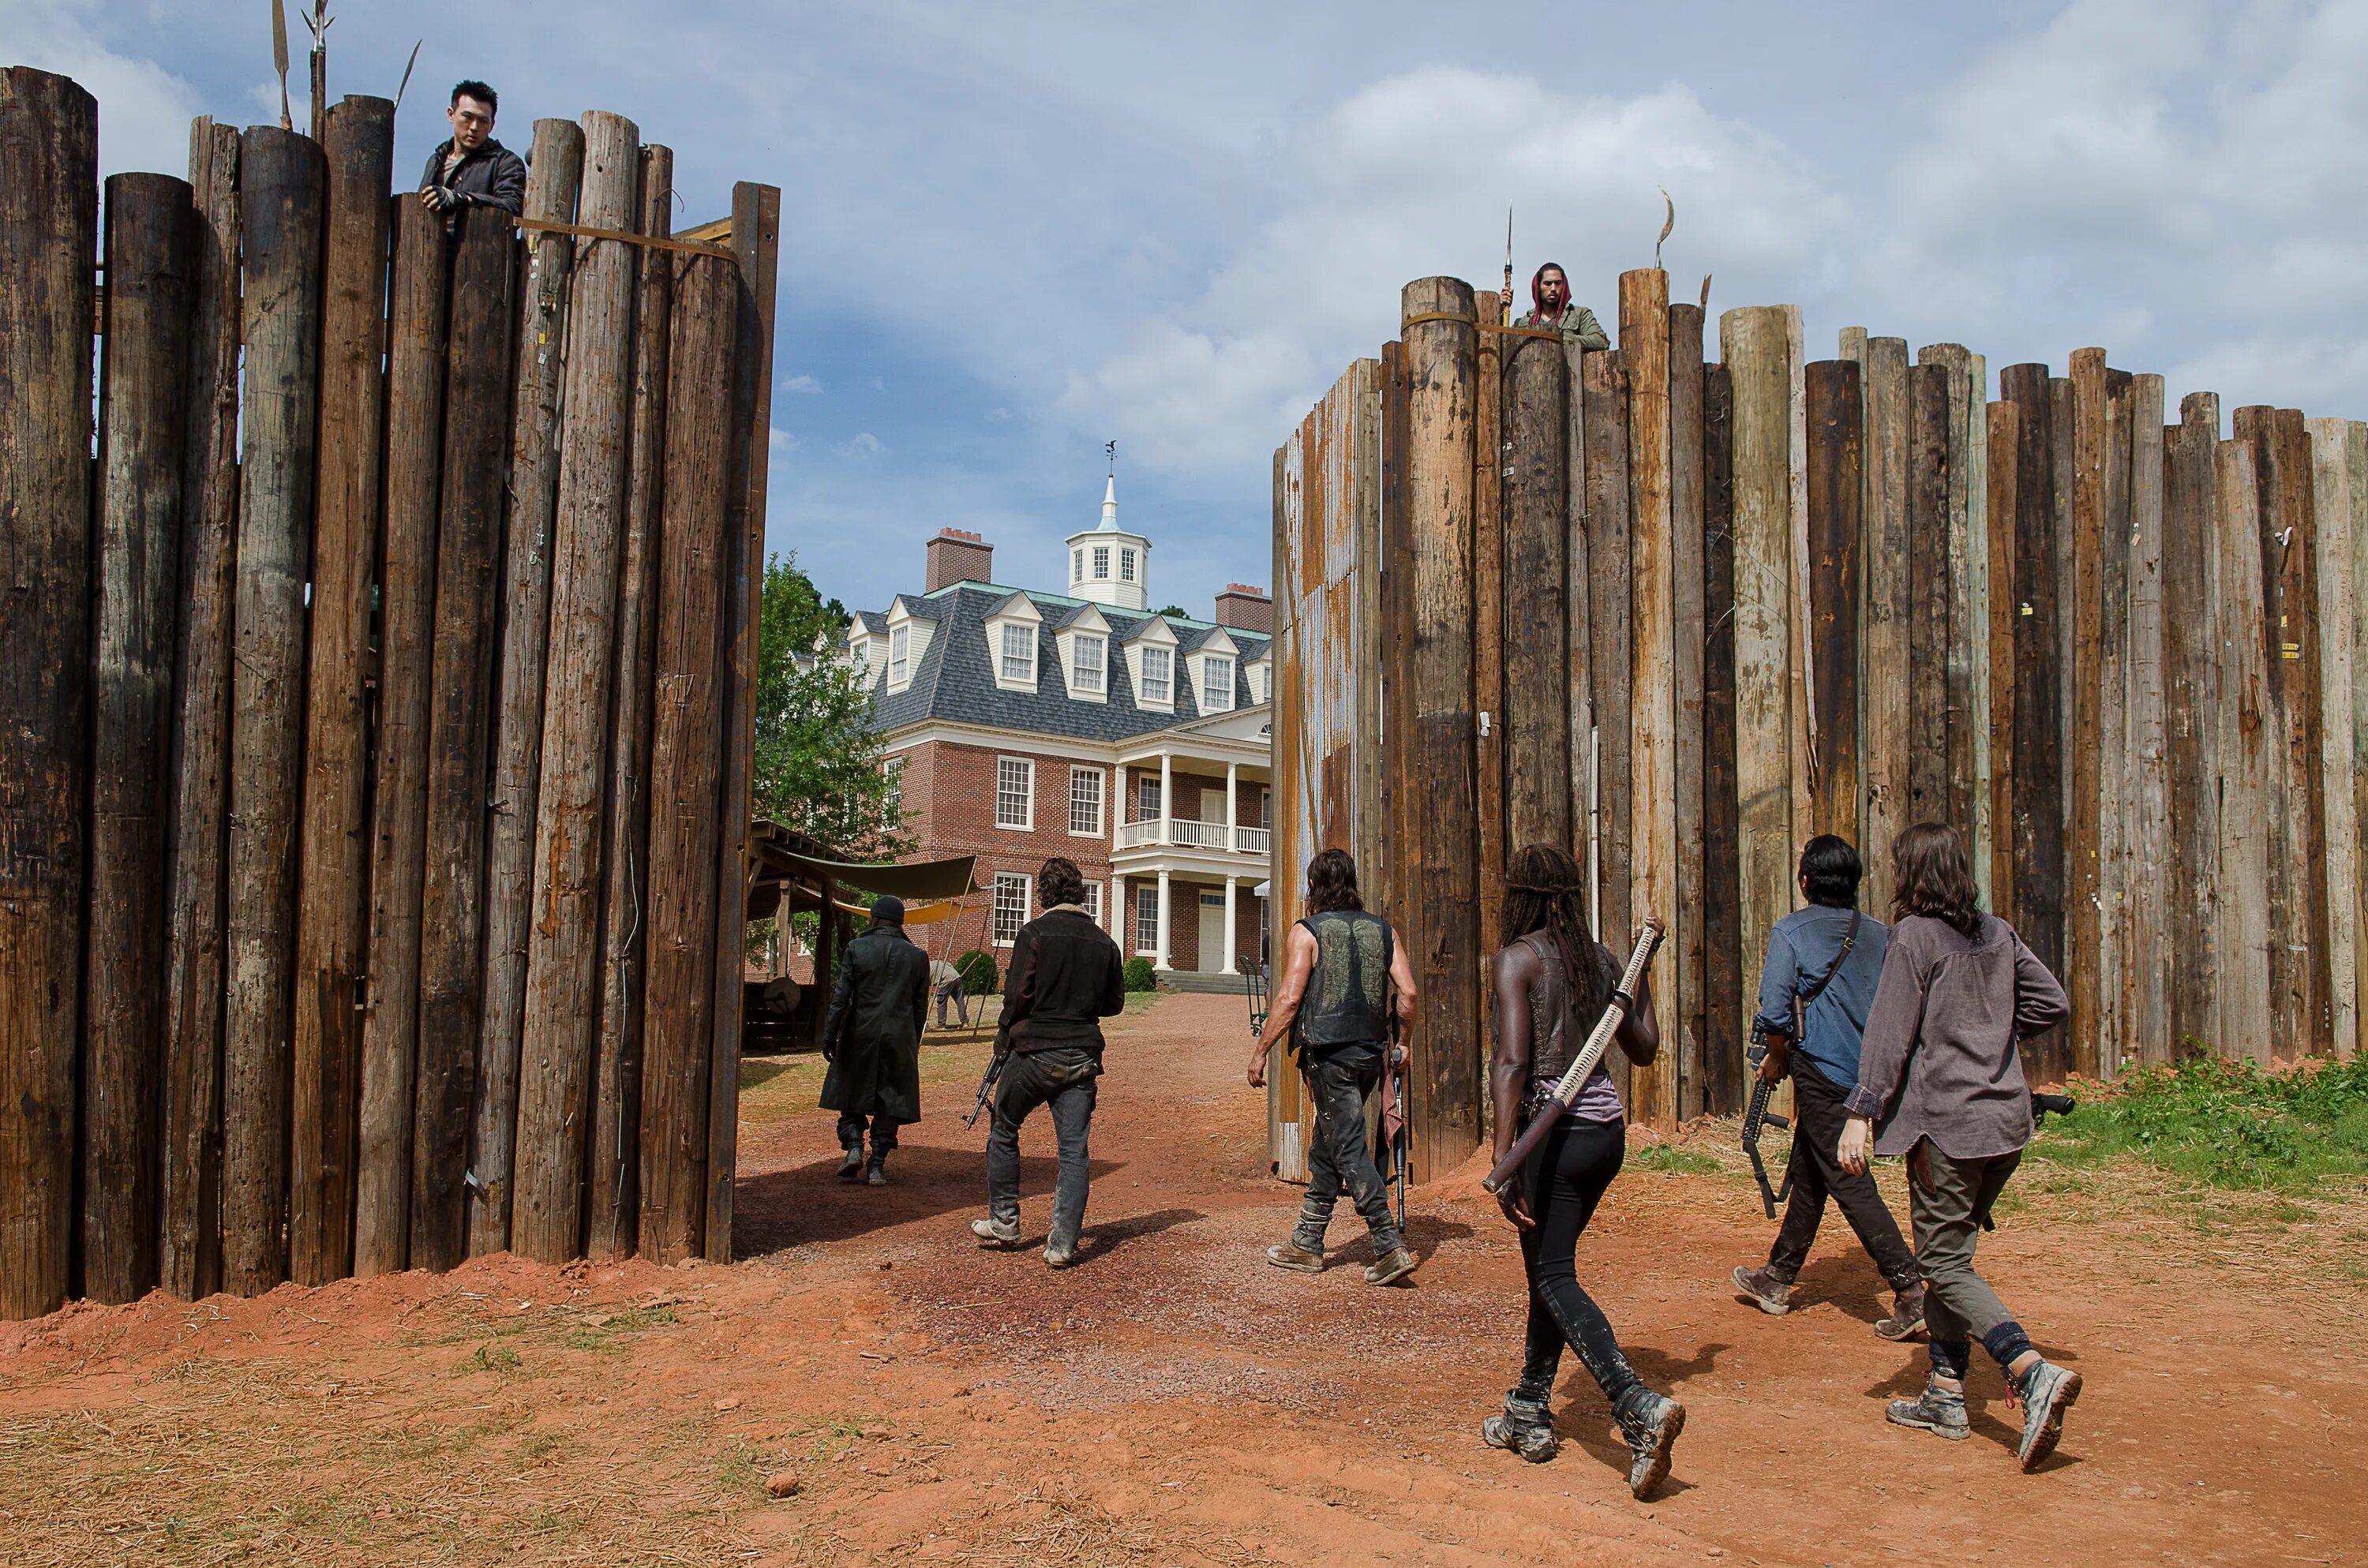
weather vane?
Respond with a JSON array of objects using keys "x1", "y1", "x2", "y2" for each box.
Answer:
[{"x1": 1105, "y1": 439, "x2": 1117, "y2": 474}]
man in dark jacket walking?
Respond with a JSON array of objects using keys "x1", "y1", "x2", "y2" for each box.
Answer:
[
  {"x1": 971, "y1": 859, "x2": 1125, "y2": 1267},
  {"x1": 418, "y1": 80, "x2": 526, "y2": 236},
  {"x1": 819, "y1": 896, "x2": 931, "y2": 1185}
]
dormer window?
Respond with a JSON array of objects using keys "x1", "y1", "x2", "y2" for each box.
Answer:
[
  {"x1": 1092, "y1": 545, "x2": 1111, "y2": 581},
  {"x1": 1201, "y1": 654, "x2": 1235, "y2": 713},
  {"x1": 889, "y1": 624, "x2": 909, "y2": 686},
  {"x1": 1119, "y1": 549, "x2": 1136, "y2": 582},
  {"x1": 1071, "y1": 634, "x2": 1106, "y2": 694},
  {"x1": 1000, "y1": 622, "x2": 1036, "y2": 683},
  {"x1": 850, "y1": 638, "x2": 869, "y2": 675},
  {"x1": 1141, "y1": 646, "x2": 1172, "y2": 704}
]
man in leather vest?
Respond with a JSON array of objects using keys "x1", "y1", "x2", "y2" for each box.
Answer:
[
  {"x1": 1245, "y1": 849, "x2": 1420, "y2": 1285},
  {"x1": 819, "y1": 896, "x2": 931, "y2": 1184}
]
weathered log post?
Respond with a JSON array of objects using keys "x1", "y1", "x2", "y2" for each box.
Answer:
[
  {"x1": 590, "y1": 144, "x2": 676, "y2": 1259},
  {"x1": 2097, "y1": 368, "x2": 2134, "y2": 1071},
  {"x1": 1918, "y1": 345, "x2": 1988, "y2": 897},
  {"x1": 2126, "y1": 376, "x2": 2170, "y2": 1064},
  {"x1": 410, "y1": 208, "x2": 515, "y2": 1271},
  {"x1": 1474, "y1": 292, "x2": 1506, "y2": 1029},
  {"x1": 1500, "y1": 327, "x2": 1569, "y2": 853},
  {"x1": 81, "y1": 171, "x2": 196, "y2": 1304},
  {"x1": 2351, "y1": 420, "x2": 2368, "y2": 1058},
  {"x1": 1843, "y1": 332, "x2": 1912, "y2": 916},
  {"x1": 2214, "y1": 434, "x2": 2272, "y2": 1060},
  {"x1": 2163, "y1": 398, "x2": 2222, "y2": 1059},
  {"x1": 355, "y1": 196, "x2": 450, "y2": 1277},
  {"x1": 161, "y1": 118, "x2": 242, "y2": 1302},
  {"x1": 1622, "y1": 270, "x2": 1675, "y2": 1127},
  {"x1": 1905, "y1": 361, "x2": 1951, "y2": 828},
  {"x1": 1562, "y1": 333, "x2": 1593, "y2": 915},
  {"x1": 222, "y1": 125, "x2": 327, "y2": 1297},
  {"x1": 291, "y1": 95, "x2": 394, "y2": 1285},
  {"x1": 1669, "y1": 303, "x2": 1707, "y2": 1117},
  {"x1": 1805, "y1": 360, "x2": 1862, "y2": 844},
  {"x1": 1399, "y1": 276, "x2": 1480, "y2": 1181},
  {"x1": 1700, "y1": 361, "x2": 1744, "y2": 1116},
  {"x1": 1987, "y1": 399, "x2": 2020, "y2": 926},
  {"x1": 515, "y1": 111, "x2": 643, "y2": 1265},
  {"x1": 1583, "y1": 348, "x2": 1633, "y2": 998},
  {"x1": 640, "y1": 253, "x2": 739, "y2": 1260},
  {"x1": 2000, "y1": 364, "x2": 2065, "y2": 1039},
  {"x1": 2306, "y1": 417, "x2": 2360, "y2": 1061},
  {"x1": 474, "y1": 118, "x2": 586, "y2": 1254}
]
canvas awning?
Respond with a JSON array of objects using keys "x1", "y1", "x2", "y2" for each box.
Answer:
[{"x1": 747, "y1": 818, "x2": 978, "y2": 907}]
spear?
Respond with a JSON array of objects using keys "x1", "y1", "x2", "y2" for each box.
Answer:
[
  {"x1": 1501, "y1": 204, "x2": 1514, "y2": 325},
  {"x1": 271, "y1": 0, "x2": 291, "y2": 130}
]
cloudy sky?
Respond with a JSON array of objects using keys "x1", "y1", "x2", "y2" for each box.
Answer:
[{"x1": 14, "y1": 0, "x2": 2367, "y2": 620}]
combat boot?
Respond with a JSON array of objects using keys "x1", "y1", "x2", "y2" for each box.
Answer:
[
  {"x1": 1265, "y1": 1240, "x2": 1325, "y2": 1273},
  {"x1": 1613, "y1": 1387, "x2": 1685, "y2": 1499},
  {"x1": 1886, "y1": 1375, "x2": 1970, "y2": 1439},
  {"x1": 864, "y1": 1148, "x2": 889, "y2": 1186},
  {"x1": 1875, "y1": 1280, "x2": 1928, "y2": 1341},
  {"x1": 1481, "y1": 1393, "x2": 1559, "y2": 1463},
  {"x1": 836, "y1": 1146, "x2": 864, "y2": 1181},
  {"x1": 1364, "y1": 1246, "x2": 1418, "y2": 1286},
  {"x1": 1730, "y1": 1264, "x2": 1793, "y2": 1315},
  {"x1": 2009, "y1": 1359, "x2": 2081, "y2": 1470}
]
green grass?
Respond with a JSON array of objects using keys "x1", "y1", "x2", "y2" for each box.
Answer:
[
  {"x1": 2029, "y1": 1054, "x2": 2368, "y2": 1194},
  {"x1": 456, "y1": 1342, "x2": 522, "y2": 1376},
  {"x1": 1629, "y1": 1143, "x2": 1723, "y2": 1176}
]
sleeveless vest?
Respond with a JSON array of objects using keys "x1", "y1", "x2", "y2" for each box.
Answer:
[
  {"x1": 1517, "y1": 930, "x2": 1616, "y2": 1114},
  {"x1": 1294, "y1": 909, "x2": 1393, "y2": 1050}
]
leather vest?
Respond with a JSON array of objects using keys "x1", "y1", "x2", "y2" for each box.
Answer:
[{"x1": 1293, "y1": 909, "x2": 1393, "y2": 1050}]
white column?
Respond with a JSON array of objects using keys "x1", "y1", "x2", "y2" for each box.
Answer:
[
  {"x1": 1222, "y1": 875, "x2": 1237, "y2": 975},
  {"x1": 1107, "y1": 876, "x2": 1120, "y2": 937},
  {"x1": 1107, "y1": 766, "x2": 1119, "y2": 849},
  {"x1": 1155, "y1": 868, "x2": 1171, "y2": 971},
  {"x1": 1159, "y1": 751, "x2": 1173, "y2": 844},
  {"x1": 1226, "y1": 759, "x2": 1239, "y2": 852}
]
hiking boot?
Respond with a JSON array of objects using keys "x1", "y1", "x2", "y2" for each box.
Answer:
[
  {"x1": 1481, "y1": 1395, "x2": 1559, "y2": 1464},
  {"x1": 1265, "y1": 1241, "x2": 1325, "y2": 1273},
  {"x1": 836, "y1": 1147, "x2": 864, "y2": 1181},
  {"x1": 1613, "y1": 1388, "x2": 1685, "y2": 1499},
  {"x1": 970, "y1": 1216, "x2": 1021, "y2": 1248},
  {"x1": 1364, "y1": 1246, "x2": 1419, "y2": 1286},
  {"x1": 1043, "y1": 1241, "x2": 1079, "y2": 1270},
  {"x1": 1875, "y1": 1281, "x2": 1928, "y2": 1342},
  {"x1": 1731, "y1": 1264, "x2": 1793, "y2": 1315},
  {"x1": 864, "y1": 1152, "x2": 888, "y2": 1187},
  {"x1": 1886, "y1": 1377, "x2": 1970, "y2": 1440},
  {"x1": 2010, "y1": 1359, "x2": 2081, "y2": 1471}
]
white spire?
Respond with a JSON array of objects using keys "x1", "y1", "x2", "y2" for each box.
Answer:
[{"x1": 1098, "y1": 474, "x2": 1119, "y2": 532}]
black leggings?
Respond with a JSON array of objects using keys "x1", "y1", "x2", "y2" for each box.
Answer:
[{"x1": 1512, "y1": 1115, "x2": 1642, "y2": 1408}]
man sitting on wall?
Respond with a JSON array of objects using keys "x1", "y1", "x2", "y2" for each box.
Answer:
[
  {"x1": 418, "y1": 80, "x2": 526, "y2": 233},
  {"x1": 1513, "y1": 263, "x2": 1610, "y2": 350},
  {"x1": 818, "y1": 896, "x2": 930, "y2": 1185}
]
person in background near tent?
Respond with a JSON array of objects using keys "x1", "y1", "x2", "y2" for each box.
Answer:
[
  {"x1": 418, "y1": 80, "x2": 526, "y2": 234},
  {"x1": 972, "y1": 859, "x2": 1126, "y2": 1267},
  {"x1": 1839, "y1": 821, "x2": 2079, "y2": 1471},
  {"x1": 818, "y1": 896, "x2": 930, "y2": 1186},
  {"x1": 1730, "y1": 835, "x2": 1927, "y2": 1339},
  {"x1": 1244, "y1": 848, "x2": 1420, "y2": 1287},
  {"x1": 1512, "y1": 263, "x2": 1610, "y2": 350},
  {"x1": 1479, "y1": 843, "x2": 1684, "y2": 1500},
  {"x1": 930, "y1": 956, "x2": 969, "y2": 1030}
]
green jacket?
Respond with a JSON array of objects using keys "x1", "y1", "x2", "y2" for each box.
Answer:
[{"x1": 1514, "y1": 304, "x2": 1610, "y2": 352}]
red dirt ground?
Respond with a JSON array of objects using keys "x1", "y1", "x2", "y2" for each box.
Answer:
[{"x1": 2, "y1": 992, "x2": 2361, "y2": 1566}]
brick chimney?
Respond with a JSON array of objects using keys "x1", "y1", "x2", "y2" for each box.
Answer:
[
  {"x1": 924, "y1": 528, "x2": 994, "y2": 592},
  {"x1": 1213, "y1": 583, "x2": 1272, "y2": 634}
]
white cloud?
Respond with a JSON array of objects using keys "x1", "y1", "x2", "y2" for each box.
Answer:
[
  {"x1": 769, "y1": 426, "x2": 800, "y2": 453},
  {"x1": 6, "y1": 0, "x2": 204, "y2": 179},
  {"x1": 780, "y1": 373, "x2": 820, "y2": 394},
  {"x1": 836, "y1": 432, "x2": 885, "y2": 459}
]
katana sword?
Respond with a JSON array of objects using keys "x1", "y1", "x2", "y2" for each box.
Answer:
[{"x1": 1482, "y1": 916, "x2": 1665, "y2": 1195}]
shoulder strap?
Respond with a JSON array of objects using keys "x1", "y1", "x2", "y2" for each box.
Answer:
[{"x1": 1795, "y1": 907, "x2": 1862, "y2": 1010}]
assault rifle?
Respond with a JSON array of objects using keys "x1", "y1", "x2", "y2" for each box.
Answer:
[
  {"x1": 1978, "y1": 1090, "x2": 2078, "y2": 1231},
  {"x1": 964, "y1": 1052, "x2": 1003, "y2": 1131},
  {"x1": 1482, "y1": 917, "x2": 1665, "y2": 1195},
  {"x1": 1741, "y1": 1031, "x2": 1793, "y2": 1220}
]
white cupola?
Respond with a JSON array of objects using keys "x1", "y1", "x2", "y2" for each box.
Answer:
[{"x1": 1066, "y1": 473, "x2": 1151, "y2": 612}]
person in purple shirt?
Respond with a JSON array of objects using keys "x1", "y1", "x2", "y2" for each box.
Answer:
[
  {"x1": 1478, "y1": 844, "x2": 1684, "y2": 1502},
  {"x1": 1730, "y1": 835, "x2": 1926, "y2": 1338},
  {"x1": 1838, "y1": 821, "x2": 2079, "y2": 1472}
]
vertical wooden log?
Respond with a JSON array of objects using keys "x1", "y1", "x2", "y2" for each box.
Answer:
[
  {"x1": 2306, "y1": 418, "x2": 2359, "y2": 1060},
  {"x1": 2000, "y1": 364, "x2": 2065, "y2": 1028},
  {"x1": 474, "y1": 118, "x2": 586, "y2": 1255},
  {"x1": 354, "y1": 197, "x2": 449, "y2": 1277},
  {"x1": 2064, "y1": 350, "x2": 2108, "y2": 1077},
  {"x1": 1722, "y1": 307, "x2": 1793, "y2": 1095},
  {"x1": 2164, "y1": 398, "x2": 2222, "y2": 1057},
  {"x1": 706, "y1": 180, "x2": 781, "y2": 1261},
  {"x1": 410, "y1": 209, "x2": 515, "y2": 1271},
  {"x1": 1669, "y1": 305, "x2": 1707, "y2": 1118},
  {"x1": 220, "y1": 126, "x2": 326, "y2": 1297},
  {"x1": 590, "y1": 144, "x2": 675, "y2": 1259},
  {"x1": 81, "y1": 172, "x2": 195, "y2": 1305},
  {"x1": 1564, "y1": 339, "x2": 1594, "y2": 922},
  {"x1": 1583, "y1": 349, "x2": 1634, "y2": 1054},
  {"x1": 514, "y1": 111, "x2": 643, "y2": 1266},
  {"x1": 640, "y1": 253, "x2": 737, "y2": 1260},
  {"x1": 1784, "y1": 309, "x2": 1814, "y2": 881},
  {"x1": 1270, "y1": 435, "x2": 1307, "y2": 1180},
  {"x1": 2097, "y1": 369, "x2": 2134, "y2": 1072},
  {"x1": 2351, "y1": 420, "x2": 2368, "y2": 1059},
  {"x1": 2215, "y1": 435, "x2": 2272, "y2": 1061},
  {"x1": 1918, "y1": 346, "x2": 1981, "y2": 851},
  {"x1": 161, "y1": 119, "x2": 242, "y2": 1302},
  {"x1": 1474, "y1": 291, "x2": 1506, "y2": 1076},
  {"x1": 1985, "y1": 402, "x2": 2019, "y2": 928},
  {"x1": 2126, "y1": 377, "x2": 2170, "y2": 1063},
  {"x1": 1805, "y1": 360, "x2": 1862, "y2": 844},
  {"x1": 1849, "y1": 335, "x2": 1912, "y2": 916},
  {"x1": 1700, "y1": 363, "x2": 1743, "y2": 1116},
  {"x1": 290, "y1": 95, "x2": 394, "y2": 1286},
  {"x1": 1906, "y1": 363, "x2": 1952, "y2": 828},
  {"x1": 1621, "y1": 271, "x2": 1674, "y2": 1128},
  {"x1": 2051, "y1": 376, "x2": 2079, "y2": 923},
  {"x1": 1501, "y1": 332, "x2": 1569, "y2": 851},
  {"x1": 1398, "y1": 277, "x2": 1480, "y2": 1183}
]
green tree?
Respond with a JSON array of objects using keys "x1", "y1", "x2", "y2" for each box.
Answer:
[{"x1": 752, "y1": 552, "x2": 908, "y2": 859}]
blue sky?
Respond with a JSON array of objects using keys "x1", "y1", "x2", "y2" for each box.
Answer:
[{"x1": 15, "y1": 0, "x2": 2368, "y2": 620}]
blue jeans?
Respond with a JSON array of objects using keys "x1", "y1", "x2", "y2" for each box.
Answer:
[
  {"x1": 986, "y1": 1047, "x2": 1099, "y2": 1252},
  {"x1": 1292, "y1": 1051, "x2": 1404, "y2": 1256}
]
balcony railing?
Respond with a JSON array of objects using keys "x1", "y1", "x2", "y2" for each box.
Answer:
[
  {"x1": 1234, "y1": 826, "x2": 1270, "y2": 855},
  {"x1": 1114, "y1": 818, "x2": 1270, "y2": 855},
  {"x1": 1171, "y1": 818, "x2": 1230, "y2": 850}
]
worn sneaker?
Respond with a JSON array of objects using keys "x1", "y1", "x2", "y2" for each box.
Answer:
[
  {"x1": 1482, "y1": 1396, "x2": 1559, "y2": 1463},
  {"x1": 1887, "y1": 1378, "x2": 1971, "y2": 1440},
  {"x1": 1043, "y1": 1241, "x2": 1079, "y2": 1270},
  {"x1": 1364, "y1": 1246, "x2": 1419, "y2": 1286},
  {"x1": 836, "y1": 1147, "x2": 864, "y2": 1181},
  {"x1": 1264, "y1": 1241, "x2": 1325, "y2": 1273},
  {"x1": 2010, "y1": 1359, "x2": 2081, "y2": 1471},
  {"x1": 1613, "y1": 1389, "x2": 1685, "y2": 1499},
  {"x1": 970, "y1": 1216, "x2": 1021, "y2": 1248},
  {"x1": 1731, "y1": 1264, "x2": 1793, "y2": 1315},
  {"x1": 1875, "y1": 1281, "x2": 1928, "y2": 1342}
]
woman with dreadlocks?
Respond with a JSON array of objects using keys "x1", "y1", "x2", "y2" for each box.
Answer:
[{"x1": 1479, "y1": 844, "x2": 1685, "y2": 1499}]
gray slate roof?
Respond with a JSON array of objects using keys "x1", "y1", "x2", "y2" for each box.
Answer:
[{"x1": 859, "y1": 582, "x2": 1270, "y2": 744}]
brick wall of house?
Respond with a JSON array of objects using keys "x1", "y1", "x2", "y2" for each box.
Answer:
[
  {"x1": 1118, "y1": 765, "x2": 1271, "y2": 829},
  {"x1": 1115, "y1": 874, "x2": 1266, "y2": 972}
]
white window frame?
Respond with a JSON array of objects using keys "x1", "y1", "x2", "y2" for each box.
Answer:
[
  {"x1": 995, "y1": 756, "x2": 1035, "y2": 831},
  {"x1": 1082, "y1": 881, "x2": 1102, "y2": 926},
  {"x1": 1092, "y1": 545, "x2": 1111, "y2": 581},
  {"x1": 1072, "y1": 547, "x2": 1084, "y2": 582},
  {"x1": 999, "y1": 622, "x2": 1036, "y2": 684},
  {"x1": 1139, "y1": 645, "x2": 1172, "y2": 705},
  {"x1": 1070, "y1": 633, "x2": 1106, "y2": 694},
  {"x1": 1137, "y1": 774, "x2": 1163, "y2": 821},
  {"x1": 1069, "y1": 766, "x2": 1104, "y2": 837},
  {"x1": 1120, "y1": 548, "x2": 1137, "y2": 583},
  {"x1": 1134, "y1": 885, "x2": 1160, "y2": 955},
  {"x1": 887, "y1": 623, "x2": 910, "y2": 688},
  {"x1": 882, "y1": 755, "x2": 905, "y2": 829},
  {"x1": 993, "y1": 872, "x2": 1031, "y2": 947},
  {"x1": 1201, "y1": 654, "x2": 1235, "y2": 713}
]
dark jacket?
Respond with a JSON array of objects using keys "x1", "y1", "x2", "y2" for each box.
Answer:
[
  {"x1": 818, "y1": 922, "x2": 931, "y2": 1125},
  {"x1": 995, "y1": 906, "x2": 1125, "y2": 1057},
  {"x1": 418, "y1": 138, "x2": 526, "y2": 218}
]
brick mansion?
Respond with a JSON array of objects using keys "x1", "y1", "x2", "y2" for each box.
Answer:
[{"x1": 848, "y1": 481, "x2": 1274, "y2": 979}]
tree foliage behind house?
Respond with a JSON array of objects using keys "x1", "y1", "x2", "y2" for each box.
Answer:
[{"x1": 754, "y1": 552, "x2": 908, "y2": 858}]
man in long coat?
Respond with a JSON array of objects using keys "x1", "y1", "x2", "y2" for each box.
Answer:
[{"x1": 819, "y1": 896, "x2": 931, "y2": 1184}]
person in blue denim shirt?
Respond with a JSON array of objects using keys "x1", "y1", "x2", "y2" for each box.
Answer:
[{"x1": 1729, "y1": 835, "x2": 1925, "y2": 1339}]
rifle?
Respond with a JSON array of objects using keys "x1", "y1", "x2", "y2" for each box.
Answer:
[
  {"x1": 1978, "y1": 1091, "x2": 2078, "y2": 1231},
  {"x1": 964, "y1": 1052, "x2": 1004, "y2": 1131},
  {"x1": 1741, "y1": 1031, "x2": 1793, "y2": 1220},
  {"x1": 1482, "y1": 917, "x2": 1665, "y2": 1195},
  {"x1": 1381, "y1": 1010, "x2": 1410, "y2": 1234}
]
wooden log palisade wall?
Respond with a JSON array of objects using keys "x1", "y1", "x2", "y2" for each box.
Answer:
[
  {"x1": 0, "y1": 68, "x2": 779, "y2": 1320},
  {"x1": 1271, "y1": 268, "x2": 2368, "y2": 1176}
]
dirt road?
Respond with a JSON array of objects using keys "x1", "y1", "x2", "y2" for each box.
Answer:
[{"x1": 3, "y1": 992, "x2": 2360, "y2": 1566}]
